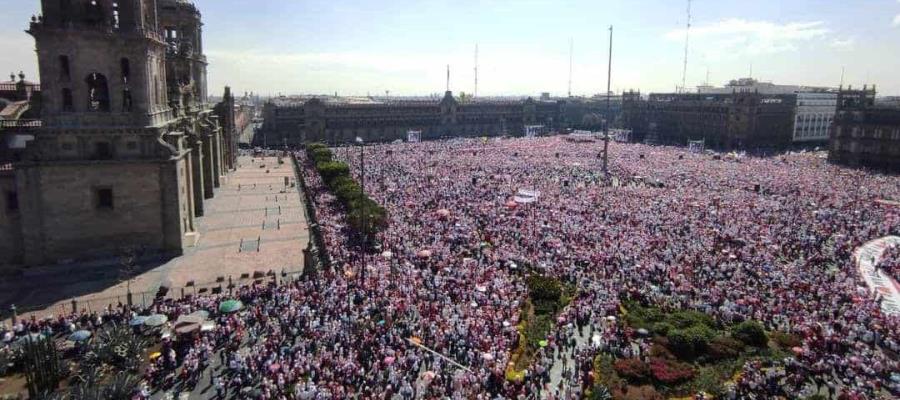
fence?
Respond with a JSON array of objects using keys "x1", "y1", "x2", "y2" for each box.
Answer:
[
  {"x1": 291, "y1": 152, "x2": 330, "y2": 275},
  {"x1": 4, "y1": 269, "x2": 304, "y2": 325}
]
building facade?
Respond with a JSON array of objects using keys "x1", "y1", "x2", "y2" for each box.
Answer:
[
  {"x1": 793, "y1": 92, "x2": 837, "y2": 143},
  {"x1": 829, "y1": 87, "x2": 900, "y2": 172},
  {"x1": 261, "y1": 91, "x2": 566, "y2": 146},
  {"x1": 622, "y1": 90, "x2": 798, "y2": 150},
  {"x1": 2, "y1": 0, "x2": 237, "y2": 267}
]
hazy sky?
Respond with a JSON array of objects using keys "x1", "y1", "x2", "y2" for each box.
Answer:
[{"x1": 2, "y1": 0, "x2": 899, "y2": 97}]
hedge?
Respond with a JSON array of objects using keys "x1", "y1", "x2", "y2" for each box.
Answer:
[{"x1": 306, "y1": 144, "x2": 387, "y2": 236}]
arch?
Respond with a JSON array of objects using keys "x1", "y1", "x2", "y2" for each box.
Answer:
[{"x1": 85, "y1": 72, "x2": 110, "y2": 112}]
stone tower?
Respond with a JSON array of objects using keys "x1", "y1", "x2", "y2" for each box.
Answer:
[{"x1": 16, "y1": 0, "x2": 201, "y2": 265}]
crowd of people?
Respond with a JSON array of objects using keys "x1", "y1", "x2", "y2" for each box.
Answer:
[
  {"x1": 877, "y1": 245, "x2": 899, "y2": 283},
  {"x1": 1, "y1": 136, "x2": 898, "y2": 399}
]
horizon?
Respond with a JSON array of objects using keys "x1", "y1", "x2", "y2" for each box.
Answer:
[{"x1": 1, "y1": 0, "x2": 899, "y2": 97}]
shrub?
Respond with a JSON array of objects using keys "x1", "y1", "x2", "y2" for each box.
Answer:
[
  {"x1": 770, "y1": 331, "x2": 801, "y2": 349},
  {"x1": 670, "y1": 310, "x2": 716, "y2": 329},
  {"x1": 708, "y1": 336, "x2": 745, "y2": 360},
  {"x1": 612, "y1": 385, "x2": 664, "y2": 400},
  {"x1": 648, "y1": 357, "x2": 694, "y2": 385},
  {"x1": 647, "y1": 343, "x2": 675, "y2": 360},
  {"x1": 732, "y1": 320, "x2": 768, "y2": 347},
  {"x1": 651, "y1": 322, "x2": 674, "y2": 336},
  {"x1": 667, "y1": 325, "x2": 715, "y2": 359},
  {"x1": 588, "y1": 385, "x2": 613, "y2": 400},
  {"x1": 613, "y1": 358, "x2": 650, "y2": 383},
  {"x1": 526, "y1": 275, "x2": 562, "y2": 303},
  {"x1": 690, "y1": 366, "x2": 728, "y2": 398}
]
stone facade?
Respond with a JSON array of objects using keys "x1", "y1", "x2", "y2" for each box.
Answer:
[
  {"x1": 261, "y1": 91, "x2": 565, "y2": 146},
  {"x1": 3, "y1": 0, "x2": 237, "y2": 267},
  {"x1": 622, "y1": 90, "x2": 798, "y2": 150},
  {"x1": 829, "y1": 87, "x2": 900, "y2": 172}
]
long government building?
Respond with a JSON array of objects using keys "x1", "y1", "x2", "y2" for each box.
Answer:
[{"x1": 260, "y1": 91, "x2": 571, "y2": 145}]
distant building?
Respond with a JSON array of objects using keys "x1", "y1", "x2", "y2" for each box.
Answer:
[
  {"x1": 0, "y1": 72, "x2": 41, "y2": 161},
  {"x1": 793, "y1": 92, "x2": 837, "y2": 143},
  {"x1": 697, "y1": 77, "x2": 831, "y2": 95},
  {"x1": 260, "y1": 91, "x2": 565, "y2": 146},
  {"x1": 622, "y1": 90, "x2": 797, "y2": 150},
  {"x1": 623, "y1": 78, "x2": 840, "y2": 149},
  {"x1": 829, "y1": 86, "x2": 900, "y2": 172}
]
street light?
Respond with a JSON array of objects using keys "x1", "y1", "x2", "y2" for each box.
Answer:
[{"x1": 355, "y1": 136, "x2": 367, "y2": 286}]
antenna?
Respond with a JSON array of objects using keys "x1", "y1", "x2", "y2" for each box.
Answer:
[
  {"x1": 705, "y1": 67, "x2": 710, "y2": 87},
  {"x1": 474, "y1": 44, "x2": 479, "y2": 98},
  {"x1": 839, "y1": 66, "x2": 845, "y2": 88},
  {"x1": 681, "y1": 0, "x2": 692, "y2": 93},
  {"x1": 568, "y1": 37, "x2": 574, "y2": 97},
  {"x1": 446, "y1": 64, "x2": 450, "y2": 92},
  {"x1": 749, "y1": 63, "x2": 753, "y2": 79}
]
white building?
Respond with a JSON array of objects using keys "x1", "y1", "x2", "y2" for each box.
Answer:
[
  {"x1": 793, "y1": 92, "x2": 837, "y2": 142},
  {"x1": 698, "y1": 79, "x2": 837, "y2": 143}
]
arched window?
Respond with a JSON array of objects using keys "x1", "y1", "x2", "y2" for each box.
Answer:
[
  {"x1": 85, "y1": 73, "x2": 110, "y2": 112},
  {"x1": 62, "y1": 88, "x2": 73, "y2": 112}
]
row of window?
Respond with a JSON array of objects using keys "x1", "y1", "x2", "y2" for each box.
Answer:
[{"x1": 3, "y1": 187, "x2": 114, "y2": 214}]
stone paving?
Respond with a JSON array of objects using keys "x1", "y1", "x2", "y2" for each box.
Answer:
[{"x1": 5, "y1": 155, "x2": 309, "y2": 319}]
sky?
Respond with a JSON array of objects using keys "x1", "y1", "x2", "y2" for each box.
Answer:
[{"x1": 1, "y1": 0, "x2": 899, "y2": 97}]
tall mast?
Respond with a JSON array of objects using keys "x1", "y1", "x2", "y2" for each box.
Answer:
[
  {"x1": 568, "y1": 37, "x2": 574, "y2": 97},
  {"x1": 474, "y1": 44, "x2": 479, "y2": 98},
  {"x1": 681, "y1": 0, "x2": 692, "y2": 93}
]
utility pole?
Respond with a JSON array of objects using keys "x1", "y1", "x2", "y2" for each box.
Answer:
[{"x1": 603, "y1": 25, "x2": 613, "y2": 176}]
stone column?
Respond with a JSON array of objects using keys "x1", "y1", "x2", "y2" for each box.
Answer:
[
  {"x1": 202, "y1": 131, "x2": 215, "y2": 199},
  {"x1": 211, "y1": 127, "x2": 222, "y2": 188},
  {"x1": 188, "y1": 135, "x2": 205, "y2": 216}
]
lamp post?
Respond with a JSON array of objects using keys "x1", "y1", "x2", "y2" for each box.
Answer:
[
  {"x1": 603, "y1": 25, "x2": 614, "y2": 177},
  {"x1": 356, "y1": 136, "x2": 367, "y2": 286}
]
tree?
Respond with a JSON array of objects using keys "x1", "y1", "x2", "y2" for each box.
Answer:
[
  {"x1": 118, "y1": 247, "x2": 138, "y2": 307},
  {"x1": 317, "y1": 161, "x2": 351, "y2": 185}
]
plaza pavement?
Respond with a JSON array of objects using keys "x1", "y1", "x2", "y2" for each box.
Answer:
[{"x1": 3, "y1": 155, "x2": 309, "y2": 319}]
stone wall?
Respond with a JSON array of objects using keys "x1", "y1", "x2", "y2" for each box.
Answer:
[
  {"x1": 0, "y1": 173, "x2": 23, "y2": 266},
  {"x1": 15, "y1": 161, "x2": 176, "y2": 265}
]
